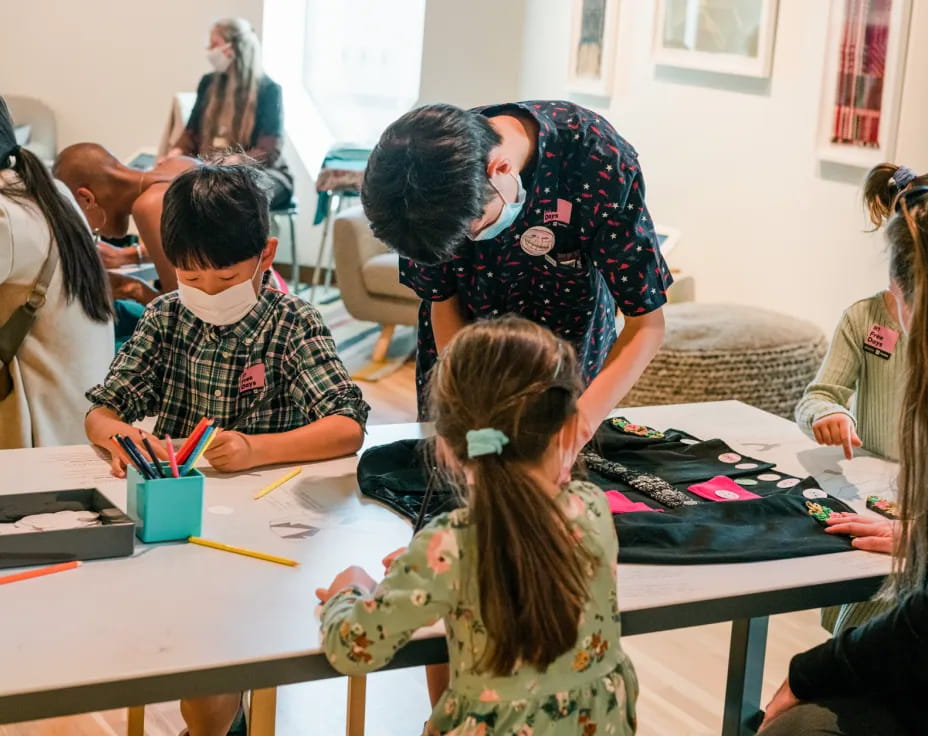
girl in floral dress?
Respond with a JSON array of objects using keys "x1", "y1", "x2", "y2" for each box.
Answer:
[{"x1": 317, "y1": 317, "x2": 638, "y2": 735}]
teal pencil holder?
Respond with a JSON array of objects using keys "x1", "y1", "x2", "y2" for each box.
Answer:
[{"x1": 126, "y1": 464, "x2": 204, "y2": 543}]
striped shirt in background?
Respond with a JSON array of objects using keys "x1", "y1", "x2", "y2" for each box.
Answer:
[{"x1": 795, "y1": 293, "x2": 906, "y2": 462}]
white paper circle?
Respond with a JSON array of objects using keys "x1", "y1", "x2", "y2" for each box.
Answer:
[{"x1": 803, "y1": 488, "x2": 827, "y2": 499}]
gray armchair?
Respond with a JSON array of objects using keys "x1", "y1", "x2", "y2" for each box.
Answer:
[{"x1": 333, "y1": 205, "x2": 419, "y2": 361}]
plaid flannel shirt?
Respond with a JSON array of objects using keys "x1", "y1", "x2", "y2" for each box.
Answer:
[{"x1": 87, "y1": 290, "x2": 369, "y2": 437}]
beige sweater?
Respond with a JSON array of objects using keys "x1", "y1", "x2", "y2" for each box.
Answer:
[
  {"x1": 795, "y1": 294, "x2": 905, "y2": 460},
  {"x1": 0, "y1": 170, "x2": 114, "y2": 448}
]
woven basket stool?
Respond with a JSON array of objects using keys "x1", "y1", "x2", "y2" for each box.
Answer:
[{"x1": 621, "y1": 303, "x2": 827, "y2": 419}]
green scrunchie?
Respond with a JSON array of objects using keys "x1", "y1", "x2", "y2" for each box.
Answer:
[{"x1": 466, "y1": 428, "x2": 510, "y2": 458}]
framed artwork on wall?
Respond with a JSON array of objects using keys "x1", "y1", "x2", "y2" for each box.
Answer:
[
  {"x1": 568, "y1": 0, "x2": 621, "y2": 96},
  {"x1": 817, "y1": 0, "x2": 912, "y2": 168},
  {"x1": 652, "y1": 0, "x2": 780, "y2": 78}
]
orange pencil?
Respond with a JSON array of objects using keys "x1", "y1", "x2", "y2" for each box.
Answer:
[
  {"x1": 177, "y1": 418, "x2": 211, "y2": 464},
  {"x1": 0, "y1": 561, "x2": 81, "y2": 586}
]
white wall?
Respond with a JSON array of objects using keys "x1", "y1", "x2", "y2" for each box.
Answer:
[
  {"x1": 0, "y1": 0, "x2": 263, "y2": 160},
  {"x1": 418, "y1": 0, "x2": 526, "y2": 107},
  {"x1": 520, "y1": 0, "x2": 928, "y2": 334}
]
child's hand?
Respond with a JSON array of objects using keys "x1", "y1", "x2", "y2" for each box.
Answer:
[
  {"x1": 382, "y1": 547, "x2": 408, "y2": 573},
  {"x1": 825, "y1": 513, "x2": 897, "y2": 554},
  {"x1": 812, "y1": 414, "x2": 862, "y2": 460},
  {"x1": 759, "y1": 678, "x2": 800, "y2": 731},
  {"x1": 106, "y1": 428, "x2": 167, "y2": 478},
  {"x1": 315, "y1": 566, "x2": 377, "y2": 603},
  {"x1": 204, "y1": 430, "x2": 254, "y2": 473}
]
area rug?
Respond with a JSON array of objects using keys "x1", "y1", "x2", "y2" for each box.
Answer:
[{"x1": 305, "y1": 290, "x2": 416, "y2": 382}]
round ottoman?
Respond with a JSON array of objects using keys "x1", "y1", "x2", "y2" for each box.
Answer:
[{"x1": 621, "y1": 303, "x2": 827, "y2": 418}]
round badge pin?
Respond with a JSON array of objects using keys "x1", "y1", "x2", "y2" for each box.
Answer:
[
  {"x1": 715, "y1": 490, "x2": 741, "y2": 500},
  {"x1": 757, "y1": 473, "x2": 781, "y2": 482},
  {"x1": 718, "y1": 453, "x2": 742, "y2": 464},
  {"x1": 735, "y1": 462, "x2": 759, "y2": 470},
  {"x1": 803, "y1": 488, "x2": 827, "y2": 500},
  {"x1": 777, "y1": 478, "x2": 801, "y2": 489},
  {"x1": 735, "y1": 478, "x2": 759, "y2": 486},
  {"x1": 520, "y1": 226, "x2": 555, "y2": 256}
]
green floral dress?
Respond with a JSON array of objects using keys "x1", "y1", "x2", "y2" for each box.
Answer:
[{"x1": 321, "y1": 480, "x2": 638, "y2": 735}]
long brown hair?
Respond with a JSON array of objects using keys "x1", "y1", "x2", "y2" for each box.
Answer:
[
  {"x1": 866, "y1": 163, "x2": 928, "y2": 596},
  {"x1": 427, "y1": 317, "x2": 594, "y2": 676},
  {"x1": 0, "y1": 98, "x2": 112, "y2": 322},
  {"x1": 199, "y1": 18, "x2": 262, "y2": 152}
]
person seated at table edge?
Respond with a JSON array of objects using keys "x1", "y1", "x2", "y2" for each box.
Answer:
[{"x1": 54, "y1": 142, "x2": 198, "y2": 304}]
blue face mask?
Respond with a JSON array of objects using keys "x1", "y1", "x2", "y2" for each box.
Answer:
[{"x1": 470, "y1": 172, "x2": 526, "y2": 241}]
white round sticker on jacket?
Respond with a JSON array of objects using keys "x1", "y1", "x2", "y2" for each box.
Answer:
[{"x1": 520, "y1": 226, "x2": 555, "y2": 256}]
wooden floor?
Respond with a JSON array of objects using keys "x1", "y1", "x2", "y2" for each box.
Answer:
[{"x1": 1, "y1": 362, "x2": 831, "y2": 736}]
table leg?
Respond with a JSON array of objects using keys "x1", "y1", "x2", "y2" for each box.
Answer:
[
  {"x1": 346, "y1": 675, "x2": 367, "y2": 736},
  {"x1": 126, "y1": 705, "x2": 145, "y2": 736},
  {"x1": 722, "y1": 616, "x2": 768, "y2": 736},
  {"x1": 249, "y1": 688, "x2": 277, "y2": 736}
]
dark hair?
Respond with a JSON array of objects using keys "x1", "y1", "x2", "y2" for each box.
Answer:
[
  {"x1": 428, "y1": 317, "x2": 593, "y2": 676},
  {"x1": 0, "y1": 99, "x2": 112, "y2": 323},
  {"x1": 863, "y1": 163, "x2": 928, "y2": 301},
  {"x1": 162, "y1": 164, "x2": 269, "y2": 269},
  {"x1": 361, "y1": 104, "x2": 501, "y2": 266}
]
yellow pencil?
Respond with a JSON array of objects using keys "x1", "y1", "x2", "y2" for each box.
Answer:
[
  {"x1": 254, "y1": 467, "x2": 302, "y2": 500},
  {"x1": 186, "y1": 427, "x2": 220, "y2": 471},
  {"x1": 187, "y1": 536, "x2": 299, "y2": 567}
]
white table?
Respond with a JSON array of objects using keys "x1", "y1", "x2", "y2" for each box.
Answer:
[{"x1": 0, "y1": 402, "x2": 894, "y2": 736}]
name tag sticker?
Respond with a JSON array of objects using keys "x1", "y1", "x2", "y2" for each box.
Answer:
[
  {"x1": 863, "y1": 324, "x2": 899, "y2": 360},
  {"x1": 239, "y1": 363, "x2": 267, "y2": 393},
  {"x1": 543, "y1": 198, "x2": 573, "y2": 224}
]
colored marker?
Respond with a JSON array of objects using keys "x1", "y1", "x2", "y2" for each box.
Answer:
[
  {"x1": 180, "y1": 425, "x2": 218, "y2": 476},
  {"x1": 114, "y1": 435, "x2": 152, "y2": 479},
  {"x1": 121, "y1": 435, "x2": 157, "y2": 480},
  {"x1": 0, "y1": 561, "x2": 81, "y2": 586},
  {"x1": 177, "y1": 417, "x2": 211, "y2": 464},
  {"x1": 188, "y1": 537, "x2": 298, "y2": 567},
  {"x1": 254, "y1": 467, "x2": 302, "y2": 500},
  {"x1": 166, "y1": 435, "x2": 179, "y2": 478},
  {"x1": 141, "y1": 433, "x2": 165, "y2": 478}
]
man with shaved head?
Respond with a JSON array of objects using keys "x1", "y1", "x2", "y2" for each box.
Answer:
[{"x1": 54, "y1": 144, "x2": 198, "y2": 304}]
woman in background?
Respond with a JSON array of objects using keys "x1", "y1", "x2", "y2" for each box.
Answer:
[
  {"x1": 0, "y1": 96, "x2": 113, "y2": 448},
  {"x1": 165, "y1": 17, "x2": 293, "y2": 209}
]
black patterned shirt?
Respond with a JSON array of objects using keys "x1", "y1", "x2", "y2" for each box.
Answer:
[{"x1": 399, "y1": 100, "x2": 673, "y2": 413}]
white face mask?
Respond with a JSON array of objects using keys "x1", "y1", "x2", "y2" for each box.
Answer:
[
  {"x1": 207, "y1": 44, "x2": 233, "y2": 73},
  {"x1": 178, "y1": 261, "x2": 263, "y2": 326}
]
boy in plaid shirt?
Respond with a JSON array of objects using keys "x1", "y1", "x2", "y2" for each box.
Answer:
[
  {"x1": 85, "y1": 165, "x2": 369, "y2": 477},
  {"x1": 86, "y1": 164, "x2": 369, "y2": 734}
]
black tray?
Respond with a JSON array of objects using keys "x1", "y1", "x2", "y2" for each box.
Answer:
[{"x1": 0, "y1": 488, "x2": 135, "y2": 569}]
